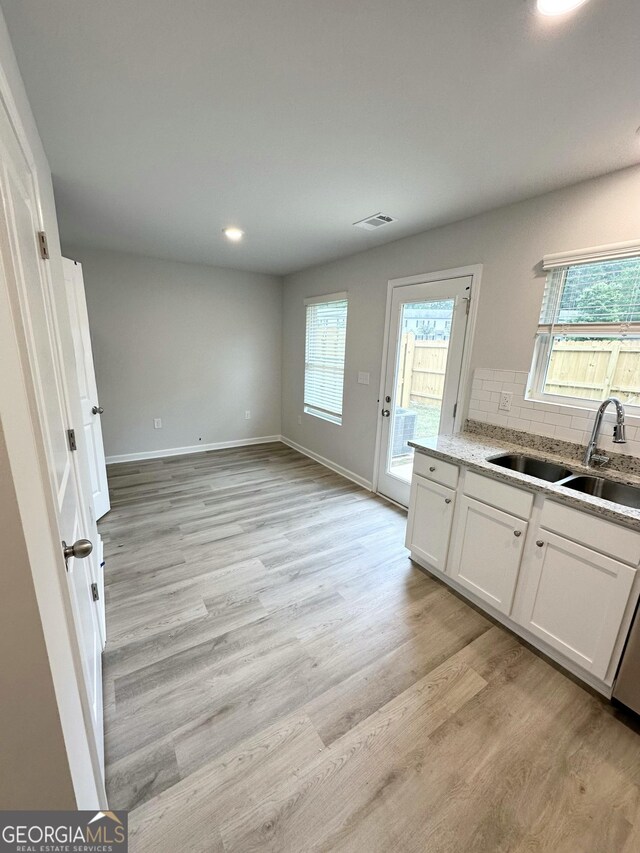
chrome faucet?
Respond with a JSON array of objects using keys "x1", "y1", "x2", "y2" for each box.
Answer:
[{"x1": 583, "y1": 397, "x2": 627, "y2": 467}]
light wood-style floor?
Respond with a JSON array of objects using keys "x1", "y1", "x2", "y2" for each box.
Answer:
[{"x1": 101, "y1": 442, "x2": 640, "y2": 852}]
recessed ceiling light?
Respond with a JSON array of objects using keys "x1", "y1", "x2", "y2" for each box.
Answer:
[
  {"x1": 537, "y1": 0, "x2": 590, "y2": 16},
  {"x1": 222, "y1": 227, "x2": 244, "y2": 242}
]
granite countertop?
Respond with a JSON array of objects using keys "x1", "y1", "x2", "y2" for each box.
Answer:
[{"x1": 409, "y1": 431, "x2": 640, "y2": 531}]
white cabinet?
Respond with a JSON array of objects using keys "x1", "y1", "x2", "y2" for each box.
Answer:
[
  {"x1": 406, "y1": 476, "x2": 456, "y2": 573},
  {"x1": 406, "y1": 453, "x2": 640, "y2": 693},
  {"x1": 449, "y1": 495, "x2": 527, "y2": 615},
  {"x1": 516, "y1": 531, "x2": 636, "y2": 680}
]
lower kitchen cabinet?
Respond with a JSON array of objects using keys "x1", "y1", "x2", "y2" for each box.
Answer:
[
  {"x1": 449, "y1": 495, "x2": 527, "y2": 615},
  {"x1": 405, "y1": 476, "x2": 455, "y2": 573},
  {"x1": 407, "y1": 452, "x2": 640, "y2": 693},
  {"x1": 516, "y1": 530, "x2": 636, "y2": 680}
]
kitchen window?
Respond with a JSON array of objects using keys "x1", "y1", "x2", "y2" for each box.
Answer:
[
  {"x1": 304, "y1": 292, "x2": 348, "y2": 425},
  {"x1": 528, "y1": 243, "x2": 640, "y2": 409}
]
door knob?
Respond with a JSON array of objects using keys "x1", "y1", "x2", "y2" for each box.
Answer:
[
  {"x1": 92, "y1": 405, "x2": 104, "y2": 415},
  {"x1": 536, "y1": 540, "x2": 544, "y2": 548},
  {"x1": 62, "y1": 539, "x2": 93, "y2": 562},
  {"x1": 381, "y1": 409, "x2": 390, "y2": 417},
  {"x1": 514, "y1": 530, "x2": 522, "y2": 537}
]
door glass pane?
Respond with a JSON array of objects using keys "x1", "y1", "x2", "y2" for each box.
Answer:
[{"x1": 388, "y1": 299, "x2": 455, "y2": 483}]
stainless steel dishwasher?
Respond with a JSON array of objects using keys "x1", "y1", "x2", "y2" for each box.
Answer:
[{"x1": 613, "y1": 603, "x2": 640, "y2": 714}]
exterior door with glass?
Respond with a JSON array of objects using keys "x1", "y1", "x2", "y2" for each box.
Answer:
[{"x1": 376, "y1": 275, "x2": 472, "y2": 506}]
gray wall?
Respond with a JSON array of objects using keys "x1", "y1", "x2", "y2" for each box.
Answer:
[
  {"x1": 65, "y1": 246, "x2": 283, "y2": 459},
  {"x1": 282, "y1": 165, "x2": 640, "y2": 485}
]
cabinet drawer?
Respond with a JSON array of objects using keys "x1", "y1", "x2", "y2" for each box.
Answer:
[
  {"x1": 464, "y1": 471, "x2": 533, "y2": 520},
  {"x1": 540, "y1": 501, "x2": 640, "y2": 567},
  {"x1": 413, "y1": 452, "x2": 459, "y2": 489}
]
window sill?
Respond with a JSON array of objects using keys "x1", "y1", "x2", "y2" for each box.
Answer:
[
  {"x1": 524, "y1": 393, "x2": 640, "y2": 423},
  {"x1": 304, "y1": 406, "x2": 342, "y2": 426}
]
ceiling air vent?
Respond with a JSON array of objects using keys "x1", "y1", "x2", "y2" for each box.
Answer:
[{"x1": 353, "y1": 213, "x2": 398, "y2": 231}]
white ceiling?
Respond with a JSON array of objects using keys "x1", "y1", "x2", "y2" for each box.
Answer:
[{"x1": 2, "y1": 0, "x2": 639, "y2": 275}]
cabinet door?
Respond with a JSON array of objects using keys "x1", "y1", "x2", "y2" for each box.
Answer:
[
  {"x1": 519, "y1": 531, "x2": 636, "y2": 680},
  {"x1": 450, "y1": 496, "x2": 527, "y2": 615},
  {"x1": 406, "y1": 477, "x2": 455, "y2": 573}
]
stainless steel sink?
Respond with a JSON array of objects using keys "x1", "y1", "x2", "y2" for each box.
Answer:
[
  {"x1": 488, "y1": 454, "x2": 574, "y2": 482},
  {"x1": 561, "y1": 476, "x2": 640, "y2": 509}
]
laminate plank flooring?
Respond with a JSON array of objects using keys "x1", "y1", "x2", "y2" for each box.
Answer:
[{"x1": 100, "y1": 442, "x2": 640, "y2": 852}]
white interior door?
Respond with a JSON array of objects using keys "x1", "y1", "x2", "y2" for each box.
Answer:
[
  {"x1": 377, "y1": 275, "x2": 472, "y2": 506},
  {"x1": 0, "y1": 105, "x2": 105, "y2": 780},
  {"x1": 63, "y1": 257, "x2": 110, "y2": 521}
]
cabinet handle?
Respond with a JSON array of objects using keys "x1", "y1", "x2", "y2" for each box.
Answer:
[
  {"x1": 536, "y1": 540, "x2": 544, "y2": 547},
  {"x1": 513, "y1": 530, "x2": 522, "y2": 537},
  {"x1": 444, "y1": 498, "x2": 452, "y2": 504},
  {"x1": 429, "y1": 466, "x2": 436, "y2": 472}
]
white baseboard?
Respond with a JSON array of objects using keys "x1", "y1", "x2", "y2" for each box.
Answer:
[
  {"x1": 105, "y1": 435, "x2": 282, "y2": 465},
  {"x1": 280, "y1": 435, "x2": 372, "y2": 491}
]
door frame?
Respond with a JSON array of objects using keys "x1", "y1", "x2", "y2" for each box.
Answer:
[
  {"x1": 372, "y1": 264, "x2": 482, "y2": 500},
  {"x1": 0, "y1": 57, "x2": 106, "y2": 806}
]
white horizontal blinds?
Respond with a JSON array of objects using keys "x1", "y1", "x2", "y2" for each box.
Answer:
[
  {"x1": 538, "y1": 256, "x2": 640, "y2": 338},
  {"x1": 304, "y1": 295, "x2": 348, "y2": 424}
]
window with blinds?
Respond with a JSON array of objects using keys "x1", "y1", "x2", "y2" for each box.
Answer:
[
  {"x1": 304, "y1": 293, "x2": 348, "y2": 425},
  {"x1": 530, "y1": 252, "x2": 640, "y2": 407}
]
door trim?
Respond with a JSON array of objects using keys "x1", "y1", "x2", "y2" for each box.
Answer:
[
  {"x1": 372, "y1": 264, "x2": 482, "y2": 497},
  {"x1": 0, "y1": 57, "x2": 106, "y2": 806}
]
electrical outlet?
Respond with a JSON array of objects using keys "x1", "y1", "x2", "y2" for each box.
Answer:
[
  {"x1": 244, "y1": 410, "x2": 251, "y2": 420},
  {"x1": 154, "y1": 418, "x2": 162, "y2": 429},
  {"x1": 297, "y1": 415, "x2": 302, "y2": 425},
  {"x1": 498, "y1": 392, "x2": 513, "y2": 412}
]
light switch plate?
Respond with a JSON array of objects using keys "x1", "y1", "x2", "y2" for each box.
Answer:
[
  {"x1": 154, "y1": 418, "x2": 162, "y2": 429},
  {"x1": 358, "y1": 372, "x2": 370, "y2": 385}
]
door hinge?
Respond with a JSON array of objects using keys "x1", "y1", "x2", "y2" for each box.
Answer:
[
  {"x1": 91, "y1": 582, "x2": 100, "y2": 602},
  {"x1": 37, "y1": 231, "x2": 50, "y2": 260},
  {"x1": 66, "y1": 428, "x2": 77, "y2": 451},
  {"x1": 453, "y1": 402, "x2": 458, "y2": 419}
]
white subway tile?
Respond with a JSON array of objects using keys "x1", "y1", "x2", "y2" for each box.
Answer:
[
  {"x1": 526, "y1": 408, "x2": 547, "y2": 423},
  {"x1": 493, "y1": 370, "x2": 516, "y2": 384},
  {"x1": 554, "y1": 426, "x2": 584, "y2": 444},
  {"x1": 518, "y1": 397, "x2": 537, "y2": 412},
  {"x1": 474, "y1": 389, "x2": 493, "y2": 401},
  {"x1": 508, "y1": 417, "x2": 531, "y2": 431},
  {"x1": 475, "y1": 368, "x2": 494, "y2": 380},
  {"x1": 483, "y1": 380, "x2": 503, "y2": 393},
  {"x1": 501, "y1": 382, "x2": 526, "y2": 397},
  {"x1": 535, "y1": 422, "x2": 557, "y2": 438},
  {"x1": 544, "y1": 412, "x2": 573, "y2": 428},
  {"x1": 570, "y1": 416, "x2": 591, "y2": 432},
  {"x1": 486, "y1": 412, "x2": 509, "y2": 427}
]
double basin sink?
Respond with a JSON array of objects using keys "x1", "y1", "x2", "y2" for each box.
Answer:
[{"x1": 488, "y1": 454, "x2": 640, "y2": 510}]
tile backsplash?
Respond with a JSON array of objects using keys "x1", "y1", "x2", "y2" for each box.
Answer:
[{"x1": 468, "y1": 368, "x2": 640, "y2": 458}]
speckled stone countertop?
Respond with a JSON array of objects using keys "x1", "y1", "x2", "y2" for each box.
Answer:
[{"x1": 409, "y1": 429, "x2": 640, "y2": 531}]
